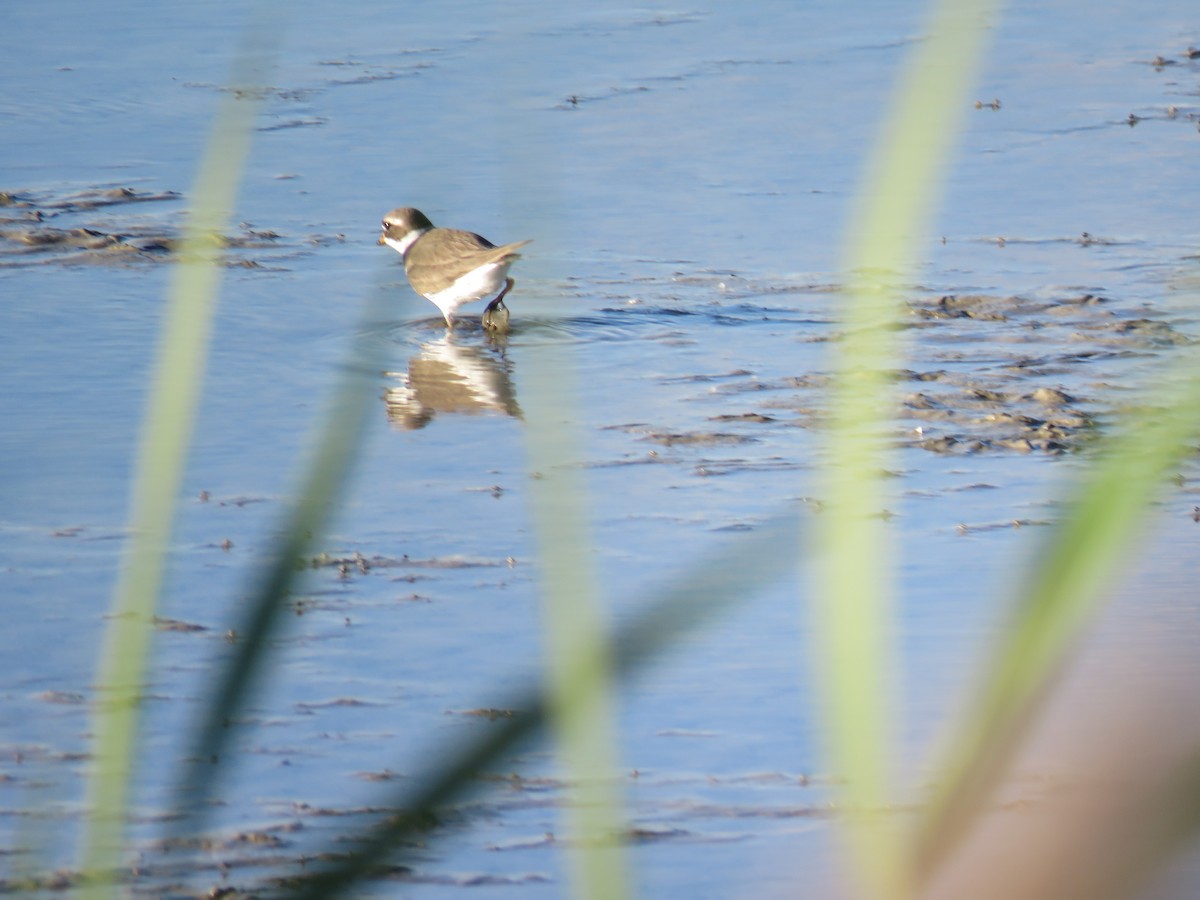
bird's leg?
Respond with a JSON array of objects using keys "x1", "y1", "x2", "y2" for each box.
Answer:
[
  {"x1": 484, "y1": 279, "x2": 514, "y2": 316},
  {"x1": 482, "y1": 278, "x2": 514, "y2": 332},
  {"x1": 495, "y1": 277, "x2": 514, "y2": 305},
  {"x1": 484, "y1": 278, "x2": 514, "y2": 313}
]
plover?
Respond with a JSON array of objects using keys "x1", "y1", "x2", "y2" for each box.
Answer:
[{"x1": 380, "y1": 207, "x2": 530, "y2": 331}]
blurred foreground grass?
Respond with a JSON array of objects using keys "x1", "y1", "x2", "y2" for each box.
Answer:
[
  {"x1": 62, "y1": 1, "x2": 1200, "y2": 899},
  {"x1": 76, "y1": 22, "x2": 281, "y2": 897}
]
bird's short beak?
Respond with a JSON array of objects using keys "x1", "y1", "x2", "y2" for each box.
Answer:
[{"x1": 377, "y1": 235, "x2": 386, "y2": 246}]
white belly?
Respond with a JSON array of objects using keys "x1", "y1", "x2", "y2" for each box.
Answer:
[{"x1": 427, "y1": 261, "x2": 511, "y2": 321}]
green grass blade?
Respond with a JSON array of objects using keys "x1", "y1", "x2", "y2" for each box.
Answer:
[
  {"x1": 913, "y1": 352, "x2": 1200, "y2": 878},
  {"x1": 169, "y1": 280, "x2": 389, "y2": 833},
  {"x1": 76, "y1": 27, "x2": 276, "y2": 897},
  {"x1": 522, "y1": 343, "x2": 629, "y2": 900},
  {"x1": 819, "y1": 0, "x2": 996, "y2": 895}
]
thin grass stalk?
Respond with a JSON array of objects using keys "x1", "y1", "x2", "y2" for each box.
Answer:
[
  {"x1": 522, "y1": 343, "x2": 629, "y2": 900},
  {"x1": 913, "y1": 350, "x2": 1200, "y2": 879},
  {"x1": 76, "y1": 26, "x2": 276, "y2": 897},
  {"x1": 169, "y1": 280, "x2": 390, "y2": 835},
  {"x1": 492, "y1": 35, "x2": 630, "y2": 891},
  {"x1": 819, "y1": 0, "x2": 996, "y2": 896}
]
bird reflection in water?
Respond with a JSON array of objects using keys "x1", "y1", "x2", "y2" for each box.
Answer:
[{"x1": 383, "y1": 333, "x2": 522, "y2": 430}]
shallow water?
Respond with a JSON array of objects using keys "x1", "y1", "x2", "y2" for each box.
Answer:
[{"x1": 3, "y1": 1, "x2": 1200, "y2": 896}]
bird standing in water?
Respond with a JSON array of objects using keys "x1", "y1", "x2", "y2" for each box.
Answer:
[{"x1": 380, "y1": 207, "x2": 530, "y2": 332}]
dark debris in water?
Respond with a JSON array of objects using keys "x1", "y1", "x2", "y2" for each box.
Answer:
[
  {"x1": 641, "y1": 431, "x2": 757, "y2": 448},
  {"x1": 35, "y1": 690, "x2": 87, "y2": 705},
  {"x1": 954, "y1": 518, "x2": 1054, "y2": 534},
  {"x1": 258, "y1": 116, "x2": 329, "y2": 132},
  {"x1": 355, "y1": 768, "x2": 403, "y2": 782},
  {"x1": 295, "y1": 697, "x2": 382, "y2": 711},
  {"x1": 308, "y1": 551, "x2": 511, "y2": 571},
  {"x1": 154, "y1": 617, "x2": 208, "y2": 633},
  {"x1": 708, "y1": 412, "x2": 777, "y2": 423},
  {"x1": 458, "y1": 707, "x2": 522, "y2": 720}
]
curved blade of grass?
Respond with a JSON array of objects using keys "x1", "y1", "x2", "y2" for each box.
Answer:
[
  {"x1": 913, "y1": 352, "x2": 1200, "y2": 879},
  {"x1": 522, "y1": 342, "x2": 628, "y2": 900},
  {"x1": 168, "y1": 280, "x2": 389, "y2": 835},
  {"x1": 76, "y1": 22, "x2": 278, "y2": 897},
  {"x1": 819, "y1": 0, "x2": 996, "y2": 896},
  {"x1": 283, "y1": 510, "x2": 803, "y2": 899}
]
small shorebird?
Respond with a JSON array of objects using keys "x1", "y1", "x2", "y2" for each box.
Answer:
[{"x1": 380, "y1": 207, "x2": 530, "y2": 331}]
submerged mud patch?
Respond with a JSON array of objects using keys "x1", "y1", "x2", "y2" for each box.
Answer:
[
  {"x1": 893, "y1": 290, "x2": 1191, "y2": 453},
  {"x1": 0, "y1": 185, "x2": 307, "y2": 268},
  {"x1": 584, "y1": 279, "x2": 1195, "y2": 461},
  {"x1": 308, "y1": 551, "x2": 518, "y2": 574},
  {"x1": 640, "y1": 430, "x2": 758, "y2": 448}
]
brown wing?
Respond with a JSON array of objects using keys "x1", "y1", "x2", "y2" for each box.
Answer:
[{"x1": 406, "y1": 228, "x2": 531, "y2": 294}]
